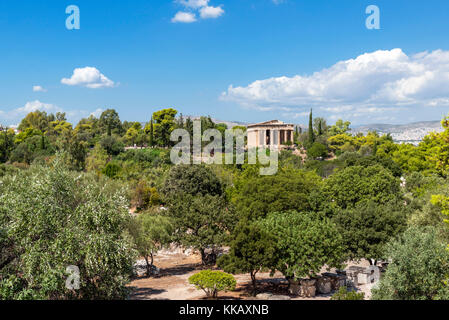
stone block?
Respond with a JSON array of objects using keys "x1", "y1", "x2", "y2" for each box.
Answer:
[
  {"x1": 317, "y1": 276, "x2": 332, "y2": 294},
  {"x1": 300, "y1": 279, "x2": 317, "y2": 298},
  {"x1": 323, "y1": 272, "x2": 347, "y2": 290}
]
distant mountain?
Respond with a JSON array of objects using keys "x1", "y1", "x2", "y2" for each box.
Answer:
[
  {"x1": 171, "y1": 117, "x2": 444, "y2": 145},
  {"x1": 352, "y1": 120, "x2": 443, "y2": 144},
  {"x1": 186, "y1": 116, "x2": 248, "y2": 129}
]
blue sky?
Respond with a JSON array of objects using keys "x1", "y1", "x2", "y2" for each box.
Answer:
[{"x1": 1, "y1": 0, "x2": 449, "y2": 126}]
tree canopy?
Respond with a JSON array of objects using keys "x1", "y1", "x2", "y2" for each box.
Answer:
[
  {"x1": 0, "y1": 159, "x2": 136, "y2": 299},
  {"x1": 258, "y1": 211, "x2": 346, "y2": 281}
]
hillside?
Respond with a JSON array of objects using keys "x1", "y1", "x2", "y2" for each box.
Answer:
[{"x1": 352, "y1": 121, "x2": 443, "y2": 144}]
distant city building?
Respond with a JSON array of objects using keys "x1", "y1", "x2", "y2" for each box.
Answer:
[{"x1": 247, "y1": 120, "x2": 294, "y2": 149}]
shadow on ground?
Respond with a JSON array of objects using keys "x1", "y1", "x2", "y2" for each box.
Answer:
[{"x1": 128, "y1": 287, "x2": 167, "y2": 300}]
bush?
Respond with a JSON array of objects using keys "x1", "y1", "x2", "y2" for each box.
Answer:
[
  {"x1": 331, "y1": 287, "x2": 365, "y2": 300},
  {"x1": 131, "y1": 180, "x2": 161, "y2": 211},
  {"x1": 307, "y1": 142, "x2": 328, "y2": 159},
  {"x1": 102, "y1": 162, "x2": 122, "y2": 179},
  {"x1": 188, "y1": 270, "x2": 236, "y2": 299},
  {"x1": 117, "y1": 148, "x2": 170, "y2": 167}
]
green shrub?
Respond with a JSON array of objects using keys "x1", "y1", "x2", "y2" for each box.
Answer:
[
  {"x1": 307, "y1": 142, "x2": 328, "y2": 159},
  {"x1": 102, "y1": 162, "x2": 122, "y2": 179},
  {"x1": 331, "y1": 287, "x2": 365, "y2": 300},
  {"x1": 188, "y1": 270, "x2": 236, "y2": 299}
]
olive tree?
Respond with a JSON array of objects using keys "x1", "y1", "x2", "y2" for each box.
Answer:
[
  {"x1": 129, "y1": 213, "x2": 174, "y2": 276},
  {"x1": 0, "y1": 159, "x2": 136, "y2": 300},
  {"x1": 372, "y1": 227, "x2": 449, "y2": 300}
]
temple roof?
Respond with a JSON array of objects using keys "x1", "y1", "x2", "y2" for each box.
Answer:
[{"x1": 247, "y1": 120, "x2": 294, "y2": 128}]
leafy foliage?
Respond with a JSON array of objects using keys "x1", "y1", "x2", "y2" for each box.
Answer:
[
  {"x1": 162, "y1": 164, "x2": 223, "y2": 199},
  {"x1": 188, "y1": 270, "x2": 236, "y2": 299},
  {"x1": 217, "y1": 221, "x2": 277, "y2": 295},
  {"x1": 322, "y1": 165, "x2": 401, "y2": 209},
  {"x1": 372, "y1": 227, "x2": 449, "y2": 300},
  {"x1": 332, "y1": 201, "x2": 408, "y2": 263},
  {"x1": 258, "y1": 211, "x2": 346, "y2": 280},
  {"x1": 0, "y1": 160, "x2": 136, "y2": 299},
  {"x1": 230, "y1": 168, "x2": 322, "y2": 220},
  {"x1": 331, "y1": 286, "x2": 365, "y2": 300},
  {"x1": 167, "y1": 193, "x2": 236, "y2": 265},
  {"x1": 128, "y1": 213, "x2": 173, "y2": 276},
  {"x1": 307, "y1": 142, "x2": 328, "y2": 159}
]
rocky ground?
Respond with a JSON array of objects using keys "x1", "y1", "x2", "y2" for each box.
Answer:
[{"x1": 127, "y1": 248, "x2": 375, "y2": 300}]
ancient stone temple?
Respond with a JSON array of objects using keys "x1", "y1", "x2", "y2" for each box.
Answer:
[{"x1": 247, "y1": 120, "x2": 295, "y2": 149}]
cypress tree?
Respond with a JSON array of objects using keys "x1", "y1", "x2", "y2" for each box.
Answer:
[
  {"x1": 318, "y1": 119, "x2": 323, "y2": 136},
  {"x1": 40, "y1": 135, "x2": 45, "y2": 150},
  {"x1": 149, "y1": 116, "x2": 154, "y2": 147},
  {"x1": 179, "y1": 113, "x2": 184, "y2": 129},
  {"x1": 308, "y1": 109, "x2": 315, "y2": 144}
]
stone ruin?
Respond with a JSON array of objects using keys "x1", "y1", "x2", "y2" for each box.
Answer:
[{"x1": 287, "y1": 268, "x2": 366, "y2": 298}]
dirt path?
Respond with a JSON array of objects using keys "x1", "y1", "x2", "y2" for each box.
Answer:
[{"x1": 127, "y1": 251, "x2": 374, "y2": 300}]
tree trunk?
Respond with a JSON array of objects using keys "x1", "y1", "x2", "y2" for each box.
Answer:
[
  {"x1": 200, "y1": 248, "x2": 206, "y2": 265},
  {"x1": 286, "y1": 276, "x2": 294, "y2": 290},
  {"x1": 144, "y1": 256, "x2": 151, "y2": 277},
  {"x1": 250, "y1": 271, "x2": 258, "y2": 296}
]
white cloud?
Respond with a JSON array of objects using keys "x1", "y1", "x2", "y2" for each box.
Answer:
[
  {"x1": 177, "y1": 0, "x2": 209, "y2": 9},
  {"x1": 171, "y1": 11, "x2": 197, "y2": 23},
  {"x1": 222, "y1": 49, "x2": 449, "y2": 118},
  {"x1": 61, "y1": 67, "x2": 115, "y2": 89},
  {"x1": 172, "y1": 0, "x2": 224, "y2": 22},
  {"x1": 90, "y1": 108, "x2": 104, "y2": 118},
  {"x1": 0, "y1": 101, "x2": 61, "y2": 123},
  {"x1": 33, "y1": 85, "x2": 47, "y2": 92},
  {"x1": 200, "y1": 6, "x2": 224, "y2": 19},
  {"x1": 17, "y1": 100, "x2": 61, "y2": 114},
  {"x1": 0, "y1": 101, "x2": 107, "y2": 126}
]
